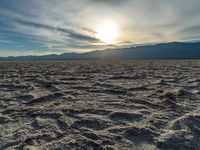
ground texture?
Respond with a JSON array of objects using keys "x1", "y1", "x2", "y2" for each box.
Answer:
[{"x1": 0, "y1": 61, "x2": 200, "y2": 150}]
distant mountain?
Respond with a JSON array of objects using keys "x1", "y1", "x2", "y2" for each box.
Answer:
[{"x1": 1, "y1": 42, "x2": 200, "y2": 60}]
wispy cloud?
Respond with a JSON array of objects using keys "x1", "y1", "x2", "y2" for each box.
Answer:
[
  {"x1": 0, "y1": 0, "x2": 200, "y2": 56},
  {"x1": 0, "y1": 39, "x2": 13, "y2": 43}
]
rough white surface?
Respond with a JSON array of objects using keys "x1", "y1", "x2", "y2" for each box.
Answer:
[{"x1": 0, "y1": 61, "x2": 200, "y2": 150}]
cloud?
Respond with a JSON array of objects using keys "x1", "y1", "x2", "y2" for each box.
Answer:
[
  {"x1": 0, "y1": 0, "x2": 200, "y2": 56},
  {"x1": 15, "y1": 19, "x2": 99, "y2": 42},
  {"x1": 0, "y1": 39, "x2": 13, "y2": 43},
  {"x1": 177, "y1": 25, "x2": 200, "y2": 35},
  {"x1": 87, "y1": 0, "x2": 128, "y2": 5}
]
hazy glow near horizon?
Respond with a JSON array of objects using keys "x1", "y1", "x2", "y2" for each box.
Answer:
[{"x1": 96, "y1": 20, "x2": 119, "y2": 44}]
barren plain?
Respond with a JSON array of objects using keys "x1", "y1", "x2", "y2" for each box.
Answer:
[{"x1": 0, "y1": 61, "x2": 200, "y2": 150}]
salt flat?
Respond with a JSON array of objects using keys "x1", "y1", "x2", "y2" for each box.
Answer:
[{"x1": 0, "y1": 60, "x2": 200, "y2": 150}]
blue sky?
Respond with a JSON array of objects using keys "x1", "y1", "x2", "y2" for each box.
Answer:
[{"x1": 0, "y1": 0, "x2": 200, "y2": 56}]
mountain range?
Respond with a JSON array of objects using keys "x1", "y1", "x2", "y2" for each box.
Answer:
[{"x1": 1, "y1": 42, "x2": 200, "y2": 60}]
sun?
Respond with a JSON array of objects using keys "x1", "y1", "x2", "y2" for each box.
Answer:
[{"x1": 96, "y1": 20, "x2": 119, "y2": 44}]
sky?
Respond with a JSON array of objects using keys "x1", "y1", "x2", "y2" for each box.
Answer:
[{"x1": 0, "y1": 0, "x2": 200, "y2": 56}]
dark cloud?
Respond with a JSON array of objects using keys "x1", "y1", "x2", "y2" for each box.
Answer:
[
  {"x1": 0, "y1": 0, "x2": 37, "y2": 18},
  {"x1": 15, "y1": 20, "x2": 100, "y2": 42},
  {"x1": 87, "y1": 0, "x2": 128, "y2": 5},
  {"x1": 177, "y1": 25, "x2": 200, "y2": 36},
  {"x1": 58, "y1": 28, "x2": 99, "y2": 42},
  {"x1": 82, "y1": 27, "x2": 96, "y2": 34}
]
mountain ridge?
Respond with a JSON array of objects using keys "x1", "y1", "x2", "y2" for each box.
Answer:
[{"x1": 1, "y1": 42, "x2": 200, "y2": 60}]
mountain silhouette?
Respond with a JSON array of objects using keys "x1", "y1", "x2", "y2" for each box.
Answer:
[{"x1": 1, "y1": 42, "x2": 200, "y2": 60}]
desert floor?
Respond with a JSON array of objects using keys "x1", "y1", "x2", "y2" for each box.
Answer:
[{"x1": 0, "y1": 60, "x2": 200, "y2": 150}]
